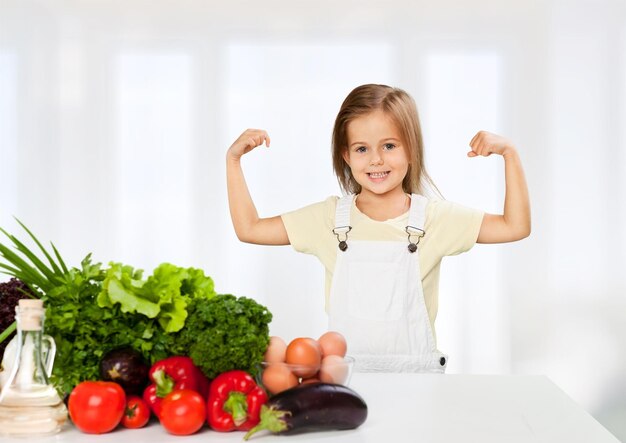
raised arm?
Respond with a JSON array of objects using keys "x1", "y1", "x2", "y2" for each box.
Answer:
[
  {"x1": 226, "y1": 129, "x2": 290, "y2": 245},
  {"x1": 468, "y1": 131, "x2": 531, "y2": 244}
]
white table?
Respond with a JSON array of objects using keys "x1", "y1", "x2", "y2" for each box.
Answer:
[{"x1": 6, "y1": 373, "x2": 619, "y2": 443}]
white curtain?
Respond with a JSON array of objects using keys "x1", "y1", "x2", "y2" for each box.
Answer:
[{"x1": 1, "y1": 0, "x2": 625, "y2": 438}]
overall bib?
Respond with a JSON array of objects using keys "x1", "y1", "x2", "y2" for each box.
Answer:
[{"x1": 328, "y1": 194, "x2": 448, "y2": 373}]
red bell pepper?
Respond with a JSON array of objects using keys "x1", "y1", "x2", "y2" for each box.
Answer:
[
  {"x1": 207, "y1": 370, "x2": 268, "y2": 432},
  {"x1": 143, "y1": 356, "x2": 210, "y2": 418}
]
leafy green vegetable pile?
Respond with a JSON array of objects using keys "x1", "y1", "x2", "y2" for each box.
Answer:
[
  {"x1": 0, "y1": 221, "x2": 272, "y2": 395},
  {"x1": 170, "y1": 294, "x2": 272, "y2": 379}
]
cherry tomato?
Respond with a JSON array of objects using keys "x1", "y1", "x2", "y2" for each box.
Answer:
[
  {"x1": 159, "y1": 389, "x2": 206, "y2": 435},
  {"x1": 121, "y1": 395, "x2": 151, "y2": 429},
  {"x1": 69, "y1": 381, "x2": 126, "y2": 434}
]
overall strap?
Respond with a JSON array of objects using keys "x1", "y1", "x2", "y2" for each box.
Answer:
[
  {"x1": 407, "y1": 194, "x2": 427, "y2": 230},
  {"x1": 334, "y1": 194, "x2": 354, "y2": 230},
  {"x1": 406, "y1": 194, "x2": 428, "y2": 253},
  {"x1": 333, "y1": 194, "x2": 354, "y2": 251}
]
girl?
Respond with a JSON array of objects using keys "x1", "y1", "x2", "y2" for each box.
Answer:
[{"x1": 226, "y1": 84, "x2": 530, "y2": 373}]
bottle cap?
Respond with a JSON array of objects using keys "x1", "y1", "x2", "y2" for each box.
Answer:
[
  {"x1": 18, "y1": 299, "x2": 43, "y2": 308},
  {"x1": 17, "y1": 299, "x2": 44, "y2": 331}
]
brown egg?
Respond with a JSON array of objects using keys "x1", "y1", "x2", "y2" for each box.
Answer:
[
  {"x1": 319, "y1": 355, "x2": 349, "y2": 385},
  {"x1": 264, "y1": 336, "x2": 287, "y2": 363},
  {"x1": 318, "y1": 331, "x2": 347, "y2": 358},
  {"x1": 285, "y1": 337, "x2": 321, "y2": 378},
  {"x1": 261, "y1": 363, "x2": 298, "y2": 394}
]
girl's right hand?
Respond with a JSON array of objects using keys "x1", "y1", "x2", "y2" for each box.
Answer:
[{"x1": 227, "y1": 129, "x2": 271, "y2": 161}]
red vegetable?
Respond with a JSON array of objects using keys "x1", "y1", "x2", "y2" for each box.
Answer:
[
  {"x1": 69, "y1": 381, "x2": 126, "y2": 434},
  {"x1": 143, "y1": 356, "x2": 210, "y2": 418},
  {"x1": 207, "y1": 370, "x2": 268, "y2": 432},
  {"x1": 121, "y1": 395, "x2": 151, "y2": 429},
  {"x1": 160, "y1": 389, "x2": 206, "y2": 435}
]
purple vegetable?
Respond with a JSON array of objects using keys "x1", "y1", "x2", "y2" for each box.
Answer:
[
  {"x1": 244, "y1": 383, "x2": 368, "y2": 440},
  {"x1": 99, "y1": 347, "x2": 149, "y2": 395},
  {"x1": 0, "y1": 278, "x2": 35, "y2": 360}
]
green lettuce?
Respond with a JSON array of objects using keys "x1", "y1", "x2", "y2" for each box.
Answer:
[{"x1": 97, "y1": 263, "x2": 216, "y2": 333}]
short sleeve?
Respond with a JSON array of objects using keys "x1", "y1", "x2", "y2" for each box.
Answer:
[
  {"x1": 280, "y1": 197, "x2": 337, "y2": 256},
  {"x1": 426, "y1": 199, "x2": 484, "y2": 257}
]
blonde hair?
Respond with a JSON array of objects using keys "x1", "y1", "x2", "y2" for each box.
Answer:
[{"x1": 332, "y1": 84, "x2": 439, "y2": 197}]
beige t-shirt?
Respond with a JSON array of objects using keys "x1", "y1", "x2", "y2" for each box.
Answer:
[{"x1": 281, "y1": 196, "x2": 484, "y2": 334}]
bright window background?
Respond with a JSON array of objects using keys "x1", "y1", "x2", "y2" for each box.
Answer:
[
  {"x1": 1, "y1": 1, "x2": 625, "y2": 439},
  {"x1": 113, "y1": 53, "x2": 194, "y2": 269},
  {"x1": 0, "y1": 53, "x2": 17, "y2": 228}
]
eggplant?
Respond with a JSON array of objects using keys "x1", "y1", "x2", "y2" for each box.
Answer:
[
  {"x1": 243, "y1": 383, "x2": 367, "y2": 440},
  {"x1": 99, "y1": 347, "x2": 149, "y2": 395}
]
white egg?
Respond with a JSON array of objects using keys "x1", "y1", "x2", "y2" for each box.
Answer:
[
  {"x1": 317, "y1": 331, "x2": 347, "y2": 358},
  {"x1": 319, "y1": 355, "x2": 349, "y2": 385},
  {"x1": 264, "y1": 336, "x2": 287, "y2": 363}
]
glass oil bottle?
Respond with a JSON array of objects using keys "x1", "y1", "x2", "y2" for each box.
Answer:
[{"x1": 0, "y1": 299, "x2": 68, "y2": 436}]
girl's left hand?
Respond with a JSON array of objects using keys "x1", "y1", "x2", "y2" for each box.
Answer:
[{"x1": 467, "y1": 130, "x2": 515, "y2": 157}]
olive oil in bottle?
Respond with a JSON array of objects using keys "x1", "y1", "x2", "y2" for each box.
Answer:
[{"x1": 0, "y1": 299, "x2": 68, "y2": 436}]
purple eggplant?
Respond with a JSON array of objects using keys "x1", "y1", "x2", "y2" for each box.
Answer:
[
  {"x1": 243, "y1": 382, "x2": 367, "y2": 440},
  {"x1": 99, "y1": 347, "x2": 149, "y2": 395}
]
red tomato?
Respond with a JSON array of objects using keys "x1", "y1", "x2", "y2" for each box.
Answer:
[
  {"x1": 159, "y1": 389, "x2": 206, "y2": 435},
  {"x1": 69, "y1": 381, "x2": 126, "y2": 434},
  {"x1": 121, "y1": 395, "x2": 151, "y2": 429}
]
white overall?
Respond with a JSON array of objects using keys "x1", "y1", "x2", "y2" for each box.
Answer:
[{"x1": 328, "y1": 194, "x2": 448, "y2": 373}]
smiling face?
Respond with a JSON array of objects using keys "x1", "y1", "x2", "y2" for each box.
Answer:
[{"x1": 343, "y1": 109, "x2": 410, "y2": 199}]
